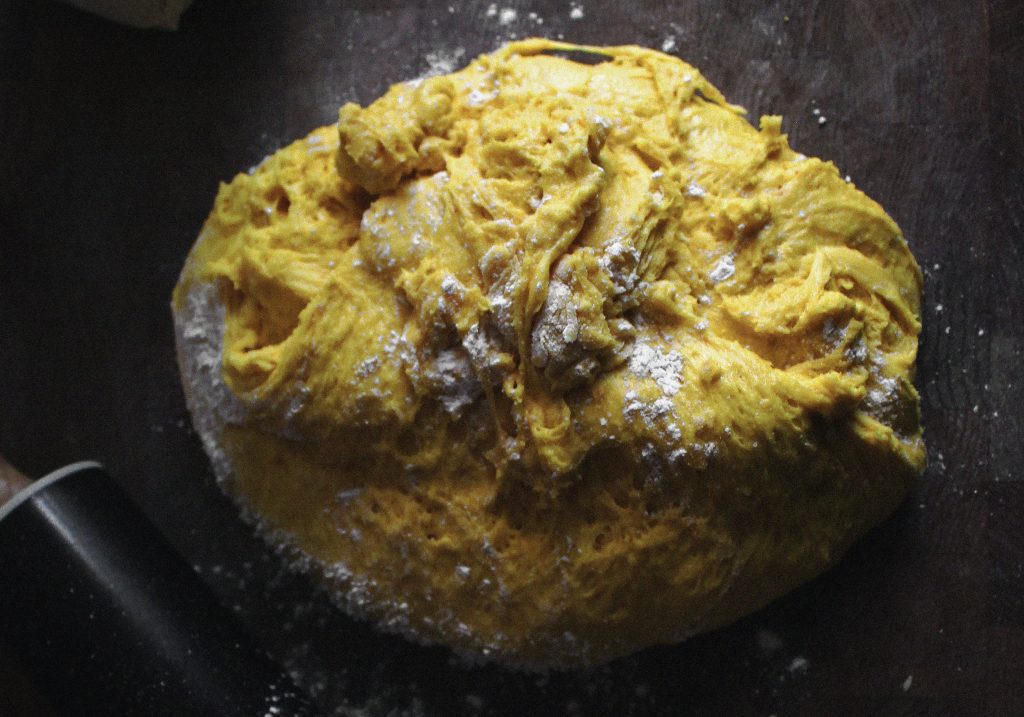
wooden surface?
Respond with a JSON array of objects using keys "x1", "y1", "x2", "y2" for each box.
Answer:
[{"x1": 1, "y1": 1, "x2": 1022, "y2": 715}]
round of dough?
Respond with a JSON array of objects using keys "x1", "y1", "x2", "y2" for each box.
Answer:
[{"x1": 172, "y1": 40, "x2": 925, "y2": 669}]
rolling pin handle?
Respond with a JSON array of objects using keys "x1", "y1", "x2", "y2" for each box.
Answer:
[{"x1": 0, "y1": 461, "x2": 315, "y2": 716}]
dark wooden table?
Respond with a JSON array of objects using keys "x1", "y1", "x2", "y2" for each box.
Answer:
[{"x1": 2, "y1": 1, "x2": 1022, "y2": 715}]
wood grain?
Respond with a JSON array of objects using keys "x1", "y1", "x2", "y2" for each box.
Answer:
[{"x1": 0, "y1": 1, "x2": 1021, "y2": 714}]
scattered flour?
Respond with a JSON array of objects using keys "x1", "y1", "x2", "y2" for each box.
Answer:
[
  {"x1": 864, "y1": 373, "x2": 899, "y2": 416},
  {"x1": 354, "y1": 356, "x2": 381, "y2": 379},
  {"x1": 175, "y1": 282, "x2": 250, "y2": 484},
  {"x1": 427, "y1": 348, "x2": 482, "y2": 417},
  {"x1": 708, "y1": 253, "x2": 736, "y2": 283},
  {"x1": 787, "y1": 656, "x2": 809, "y2": 674},
  {"x1": 423, "y1": 47, "x2": 466, "y2": 77},
  {"x1": 599, "y1": 239, "x2": 641, "y2": 295},
  {"x1": 686, "y1": 181, "x2": 707, "y2": 197},
  {"x1": 466, "y1": 87, "x2": 498, "y2": 107},
  {"x1": 530, "y1": 279, "x2": 580, "y2": 369},
  {"x1": 628, "y1": 341, "x2": 684, "y2": 396}
]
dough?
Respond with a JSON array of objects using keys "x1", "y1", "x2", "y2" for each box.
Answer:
[{"x1": 173, "y1": 40, "x2": 925, "y2": 668}]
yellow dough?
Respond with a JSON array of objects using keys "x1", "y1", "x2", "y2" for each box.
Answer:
[{"x1": 172, "y1": 39, "x2": 924, "y2": 668}]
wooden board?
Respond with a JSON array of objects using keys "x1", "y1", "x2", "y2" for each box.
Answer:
[{"x1": 1, "y1": 0, "x2": 1021, "y2": 714}]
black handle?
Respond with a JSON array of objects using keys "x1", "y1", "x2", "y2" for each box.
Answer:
[{"x1": 0, "y1": 463, "x2": 314, "y2": 716}]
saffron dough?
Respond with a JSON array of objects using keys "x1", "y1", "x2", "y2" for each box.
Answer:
[{"x1": 173, "y1": 40, "x2": 925, "y2": 668}]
